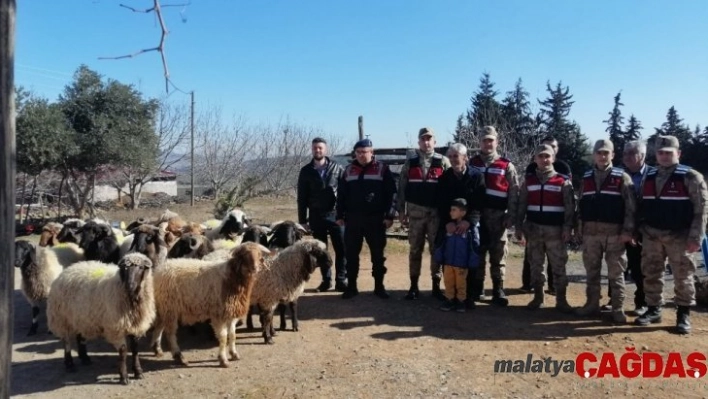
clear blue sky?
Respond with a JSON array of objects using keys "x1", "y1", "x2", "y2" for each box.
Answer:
[{"x1": 15, "y1": 0, "x2": 708, "y2": 150}]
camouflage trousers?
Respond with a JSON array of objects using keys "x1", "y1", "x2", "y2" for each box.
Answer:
[
  {"x1": 525, "y1": 223, "x2": 568, "y2": 289},
  {"x1": 582, "y1": 233, "x2": 627, "y2": 309},
  {"x1": 641, "y1": 226, "x2": 697, "y2": 307},
  {"x1": 407, "y1": 204, "x2": 441, "y2": 279},
  {"x1": 473, "y1": 212, "x2": 507, "y2": 282}
]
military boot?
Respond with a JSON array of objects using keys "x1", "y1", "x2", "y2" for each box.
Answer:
[
  {"x1": 527, "y1": 285, "x2": 544, "y2": 309},
  {"x1": 373, "y1": 276, "x2": 390, "y2": 299},
  {"x1": 431, "y1": 277, "x2": 446, "y2": 301},
  {"x1": 676, "y1": 306, "x2": 691, "y2": 334},
  {"x1": 634, "y1": 306, "x2": 662, "y2": 325},
  {"x1": 471, "y1": 279, "x2": 485, "y2": 302},
  {"x1": 611, "y1": 309, "x2": 627, "y2": 324},
  {"x1": 404, "y1": 276, "x2": 420, "y2": 300},
  {"x1": 554, "y1": 286, "x2": 573, "y2": 313},
  {"x1": 491, "y1": 278, "x2": 509, "y2": 307},
  {"x1": 575, "y1": 292, "x2": 601, "y2": 317}
]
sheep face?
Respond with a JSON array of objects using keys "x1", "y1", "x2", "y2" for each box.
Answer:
[
  {"x1": 219, "y1": 209, "x2": 249, "y2": 238},
  {"x1": 229, "y1": 242, "x2": 270, "y2": 277},
  {"x1": 181, "y1": 222, "x2": 205, "y2": 236},
  {"x1": 129, "y1": 225, "x2": 168, "y2": 268},
  {"x1": 77, "y1": 221, "x2": 114, "y2": 251},
  {"x1": 268, "y1": 221, "x2": 305, "y2": 249},
  {"x1": 118, "y1": 253, "x2": 154, "y2": 304},
  {"x1": 14, "y1": 240, "x2": 36, "y2": 270},
  {"x1": 167, "y1": 233, "x2": 213, "y2": 259},
  {"x1": 242, "y1": 226, "x2": 271, "y2": 247},
  {"x1": 303, "y1": 241, "x2": 332, "y2": 281},
  {"x1": 57, "y1": 219, "x2": 85, "y2": 244}
]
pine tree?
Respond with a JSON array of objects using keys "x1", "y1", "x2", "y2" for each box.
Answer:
[
  {"x1": 537, "y1": 81, "x2": 588, "y2": 186},
  {"x1": 501, "y1": 78, "x2": 536, "y2": 148},
  {"x1": 603, "y1": 92, "x2": 625, "y2": 165},
  {"x1": 465, "y1": 72, "x2": 501, "y2": 136},
  {"x1": 647, "y1": 106, "x2": 693, "y2": 164},
  {"x1": 625, "y1": 115, "x2": 643, "y2": 141}
]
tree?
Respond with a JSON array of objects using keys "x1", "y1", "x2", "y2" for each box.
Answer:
[
  {"x1": 647, "y1": 106, "x2": 693, "y2": 164},
  {"x1": 500, "y1": 78, "x2": 537, "y2": 150},
  {"x1": 58, "y1": 65, "x2": 158, "y2": 217},
  {"x1": 682, "y1": 125, "x2": 708, "y2": 174},
  {"x1": 537, "y1": 81, "x2": 589, "y2": 186},
  {"x1": 603, "y1": 92, "x2": 625, "y2": 165},
  {"x1": 625, "y1": 114, "x2": 643, "y2": 142},
  {"x1": 457, "y1": 73, "x2": 502, "y2": 145}
]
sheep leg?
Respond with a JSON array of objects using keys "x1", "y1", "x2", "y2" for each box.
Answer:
[
  {"x1": 151, "y1": 316, "x2": 164, "y2": 358},
  {"x1": 128, "y1": 335, "x2": 144, "y2": 380},
  {"x1": 261, "y1": 308, "x2": 275, "y2": 345},
  {"x1": 290, "y1": 301, "x2": 299, "y2": 332},
  {"x1": 278, "y1": 302, "x2": 287, "y2": 331},
  {"x1": 246, "y1": 305, "x2": 256, "y2": 330},
  {"x1": 117, "y1": 343, "x2": 130, "y2": 385},
  {"x1": 63, "y1": 339, "x2": 77, "y2": 372},
  {"x1": 27, "y1": 306, "x2": 40, "y2": 336},
  {"x1": 166, "y1": 320, "x2": 188, "y2": 366},
  {"x1": 227, "y1": 319, "x2": 240, "y2": 361},
  {"x1": 211, "y1": 320, "x2": 230, "y2": 368},
  {"x1": 77, "y1": 334, "x2": 91, "y2": 365}
]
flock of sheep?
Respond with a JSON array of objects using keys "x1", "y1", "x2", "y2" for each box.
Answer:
[{"x1": 14, "y1": 209, "x2": 332, "y2": 385}]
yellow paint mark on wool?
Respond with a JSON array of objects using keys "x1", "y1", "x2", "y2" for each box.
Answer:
[
  {"x1": 204, "y1": 219, "x2": 221, "y2": 229},
  {"x1": 89, "y1": 268, "x2": 107, "y2": 279}
]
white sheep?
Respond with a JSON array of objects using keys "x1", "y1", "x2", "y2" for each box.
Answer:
[
  {"x1": 47, "y1": 253, "x2": 156, "y2": 385},
  {"x1": 249, "y1": 239, "x2": 332, "y2": 344},
  {"x1": 149, "y1": 242, "x2": 269, "y2": 368},
  {"x1": 205, "y1": 208, "x2": 250, "y2": 242},
  {"x1": 14, "y1": 240, "x2": 85, "y2": 335}
]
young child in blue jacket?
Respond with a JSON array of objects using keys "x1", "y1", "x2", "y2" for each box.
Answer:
[{"x1": 434, "y1": 198, "x2": 481, "y2": 312}]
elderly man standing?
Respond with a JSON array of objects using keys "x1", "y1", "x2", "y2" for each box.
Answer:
[
  {"x1": 336, "y1": 139, "x2": 398, "y2": 300},
  {"x1": 297, "y1": 137, "x2": 347, "y2": 292},
  {"x1": 635, "y1": 135, "x2": 708, "y2": 334},
  {"x1": 436, "y1": 143, "x2": 485, "y2": 308},
  {"x1": 575, "y1": 140, "x2": 636, "y2": 324},
  {"x1": 619, "y1": 141, "x2": 653, "y2": 315},
  {"x1": 469, "y1": 126, "x2": 519, "y2": 306},
  {"x1": 398, "y1": 127, "x2": 451, "y2": 300}
]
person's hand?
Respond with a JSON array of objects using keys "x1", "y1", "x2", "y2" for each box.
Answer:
[
  {"x1": 455, "y1": 220, "x2": 471, "y2": 235},
  {"x1": 301, "y1": 223, "x2": 310, "y2": 233},
  {"x1": 620, "y1": 233, "x2": 633, "y2": 244},
  {"x1": 383, "y1": 219, "x2": 393, "y2": 229},
  {"x1": 515, "y1": 230, "x2": 523, "y2": 242},
  {"x1": 446, "y1": 222, "x2": 456, "y2": 234},
  {"x1": 687, "y1": 240, "x2": 701, "y2": 253},
  {"x1": 398, "y1": 214, "x2": 408, "y2": 227},
  {"x1": 503, "y1": 215, "x2": 513, "y2": 229},
  {"x1": 335, "y1": 219, "x2": 345, "y2": 227}
]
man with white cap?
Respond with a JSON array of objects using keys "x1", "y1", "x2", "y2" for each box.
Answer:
[
  {"x1": 398, "y1": 127, "x2": 451, "y2": 300},
  {"x1": 575, "y1": 139, "x2": 636, "y2": 324},
  {"x1": 469, "y1": 126, "x2": 519, "y2": 306},
  {"x1": 635, "y1": 135, "x2": 708, "y2": 334}
]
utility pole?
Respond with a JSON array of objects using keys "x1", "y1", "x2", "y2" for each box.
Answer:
[
  {"x1": 357, "y1": 115, "x2": 364, "y2": 141},
  {"x1": 0, "y1": 0, "x2": 16, "y2": 397},
  {"x1": 190, "y1": 90, "x2": 194, "y2": 207}
]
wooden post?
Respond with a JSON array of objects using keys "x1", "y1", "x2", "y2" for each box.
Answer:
[
  {"x1": 0, "y1": 0, "x2": 16, "y2": 397},
  {"x1": 358, "y1": 115, "x2": 364, "y2": 141},
  {"x1": 190, "y1": 91, "x2": 194, "y2": 206}
]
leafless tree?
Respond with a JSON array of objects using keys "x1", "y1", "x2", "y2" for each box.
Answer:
[{"x1": 193, "y1": 106, "x2": 255, "y2": 199}]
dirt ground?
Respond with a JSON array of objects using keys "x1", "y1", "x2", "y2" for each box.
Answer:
[{"x1": 10, "y1": 198, "x2": 708, "y2": 398}]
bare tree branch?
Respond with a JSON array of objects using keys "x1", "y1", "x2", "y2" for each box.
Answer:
[{"x1": 101, "y1": 0, "x2": 189, "y2": 93}]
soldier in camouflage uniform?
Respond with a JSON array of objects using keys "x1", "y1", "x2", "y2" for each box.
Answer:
[
  {"x1": 398, "y1": 127, "x2": 451, "y2": 300},
  {"x1": 575, "y1": 140, "x2": 636, "y2": 324},
  {"x1": 516, "y1": 144, "x2": 575, "y2": 312},
  {"x1": 469, "y1": 126, "x2": 519, "y2": 307},
  {"x1": 635, "y1": 135, "x2": 708, "y2": 334}
]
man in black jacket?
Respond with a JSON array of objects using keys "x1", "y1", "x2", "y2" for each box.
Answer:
[
  {"x1": 521, "y1": 136, "x2": 573, "y2": 294},
  {"x1": 336, "y1": 139, "x2": 397, "y2": 299},
  {"x1": 297, "y1": 137, "x2": 347, "y2": 292},
  {"x1": 437, "y1": 143, "x2": 486, "y2": 308}
]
